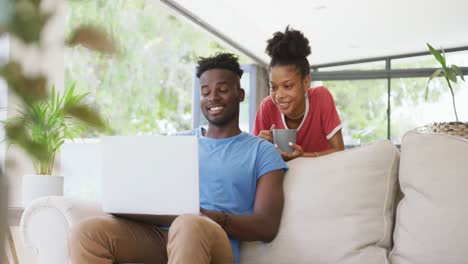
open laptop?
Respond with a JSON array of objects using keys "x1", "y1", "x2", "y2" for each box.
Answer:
[{"x1": 101, "y1": 136, "x2": 199, "y2": 225}]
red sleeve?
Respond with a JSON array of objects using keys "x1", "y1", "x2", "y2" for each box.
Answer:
[
  {"x1": 319, "y1": 87, "x2": 342, "y2": 139},
  {"x1": 253, "y1": 98, "x2": 273, "y2": 136}
]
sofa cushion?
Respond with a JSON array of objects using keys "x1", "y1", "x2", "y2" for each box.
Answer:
[
  {"x1": 389, "y1": 131, "x2": 468, "y2": 264},
  {"x1": 240, "y1": 140, "x2": 399, "y2": 264}
]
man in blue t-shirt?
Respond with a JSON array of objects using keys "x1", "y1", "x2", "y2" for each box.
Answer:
[{"x1": 70, "y1": 53, "x2": 287, "y2": 264}]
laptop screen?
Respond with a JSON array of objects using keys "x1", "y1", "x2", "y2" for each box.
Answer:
[{"x1": 101, "y1": 136, "x2": 199, "y2": 217}]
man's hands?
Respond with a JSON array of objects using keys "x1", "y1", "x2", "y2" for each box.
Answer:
[
  {"x1": 199, "y1": 169, "x2": 285, "y2": 242},
  {"x1": 200, "y1": 207, "x2": 224, "y2": 226}
]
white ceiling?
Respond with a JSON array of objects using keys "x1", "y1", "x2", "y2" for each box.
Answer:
[{"x1": 164, "y1": 0, "x2": 468, "y2": 66}]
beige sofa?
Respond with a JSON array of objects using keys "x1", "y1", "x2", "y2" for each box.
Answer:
[{"x1": 20, "y1": 131, "x2": 468, "y2": 264}]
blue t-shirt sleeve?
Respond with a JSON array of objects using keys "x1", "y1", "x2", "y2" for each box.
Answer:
[{"x1": 255, "y1": 140, "x2": 288, "y2": 180}]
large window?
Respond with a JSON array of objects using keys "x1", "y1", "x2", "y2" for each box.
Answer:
[
  {"x1": 314, "y1": 49, "x2": 468, "y2": 146},
  {"x1": 324, "y1": 80, "x2": 388, "y2": 145},
  {"x1": 64, "y1": 0, "x2": 254, "y2": 200},
  {"x1": 391, "y1": 77, "x2": 468, "y2": 143},
  {"x1": 65, "y1": 0, "x2": 252, "y2": 136}
]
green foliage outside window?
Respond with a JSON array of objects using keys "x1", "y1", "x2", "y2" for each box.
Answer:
[
  {"x1": 325, "y1": 79, "x2": 388, "y2": 144},
  {"x1": 324, "y1": 55, "x2": 466, "y2": 145},
  {"x1": 65, "y1": 0, "x2": 250, "y2": 136}
]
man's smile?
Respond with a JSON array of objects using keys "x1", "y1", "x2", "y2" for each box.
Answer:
[{"x1": 208, "y1": 105, "x2": 225, "y2": 114}]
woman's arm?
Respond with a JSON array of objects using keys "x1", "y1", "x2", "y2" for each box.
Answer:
[
  {"x1": 201, "y1": 169, "x2": 285, "y2": 242},
  {"x1": 302, "y1": 130, "x2": 345, "y2": 157},
  {"x1": 278, "y1": 130, "x2": 344, "y2": 161}
]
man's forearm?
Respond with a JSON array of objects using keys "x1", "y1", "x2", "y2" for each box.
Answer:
[
  {"x1": 200, "y1": 170, "x2": 285, "y2": 243},
  {"x1": 227, "y1": 214, "x2": 281, "y2": 242},
  {"x1": 206, "y1": 211, "x2": 281, "y2": 242}
]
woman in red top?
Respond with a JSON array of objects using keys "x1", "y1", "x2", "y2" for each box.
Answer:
[{"x1": 253, "y1": 27, "x2": 345, "y2": 161}]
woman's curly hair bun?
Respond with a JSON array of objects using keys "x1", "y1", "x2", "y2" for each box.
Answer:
[{"x1": 266, "y1": 26, "x2": 311, "y2": 60}]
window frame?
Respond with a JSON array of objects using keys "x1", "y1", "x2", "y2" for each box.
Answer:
[{"x1": 311, "y1": 46, "x2": 468, "y2": 140}]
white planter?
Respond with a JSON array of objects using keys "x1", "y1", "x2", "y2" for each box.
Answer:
[{"x1": 22, "y1": 174, "x2": 64, "y2": 208}]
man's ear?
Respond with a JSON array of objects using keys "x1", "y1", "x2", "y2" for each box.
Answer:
[{"x1": 239, "y1": 88, "x2": 245, "y2": 102}]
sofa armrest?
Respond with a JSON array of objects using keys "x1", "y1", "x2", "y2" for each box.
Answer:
[{"x1": 20, "y1": 196, "x2": 107, "y2": 264}]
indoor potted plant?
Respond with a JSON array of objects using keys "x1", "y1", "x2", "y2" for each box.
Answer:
[
  {"x1": 426, "y1": 43, "x2": 467, "y2": 139},
  {"x1": 2, "y1": 83, "x2": 97, "y2": 206}
]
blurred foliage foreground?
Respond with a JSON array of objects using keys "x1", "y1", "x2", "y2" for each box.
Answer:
[{"x1": 1, "y1": 0, "x2": 111, "y2": 163}]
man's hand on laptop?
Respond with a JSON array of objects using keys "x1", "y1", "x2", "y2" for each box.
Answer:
[{"x1": 200, "y1": 207, "x2": 226, "y2": 228}]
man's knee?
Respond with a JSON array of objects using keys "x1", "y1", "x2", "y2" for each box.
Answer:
[
  {"x1": 169, "y1": 214, "x2": 224, "y2": 239},
  {"x1": 171, "y1": 214, "x2": 203, "y2": 229},
  {"x1": 167, "y1": 214, "x2": 233, "y2": 263},
  {"x1": 70, "y1": 216, "x2": 115, "y2": 247}
]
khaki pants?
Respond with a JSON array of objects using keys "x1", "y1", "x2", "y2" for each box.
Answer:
[{"x1": 69, "y1": 214, "x2": 234, "y2": 264}]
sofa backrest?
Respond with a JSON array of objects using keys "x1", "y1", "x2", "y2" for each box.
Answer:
[
  {"x1": 390, "y1": 131, "x2": 468, "y2": 264},
  {"x1": 241, "y1": 140, "x2": 400, "y2": 264}
]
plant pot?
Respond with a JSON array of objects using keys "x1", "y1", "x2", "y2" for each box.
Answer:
[
  {"x1": 22, "y1": 174, "x2": 64, "y2": 208},
  {"x1": 430, "y1": 122, "x2": 468, "y2": 139}
]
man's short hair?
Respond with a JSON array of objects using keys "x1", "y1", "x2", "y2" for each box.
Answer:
[{"x1": 196, "y1": 53, "x2": 244, "y2": 78}]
